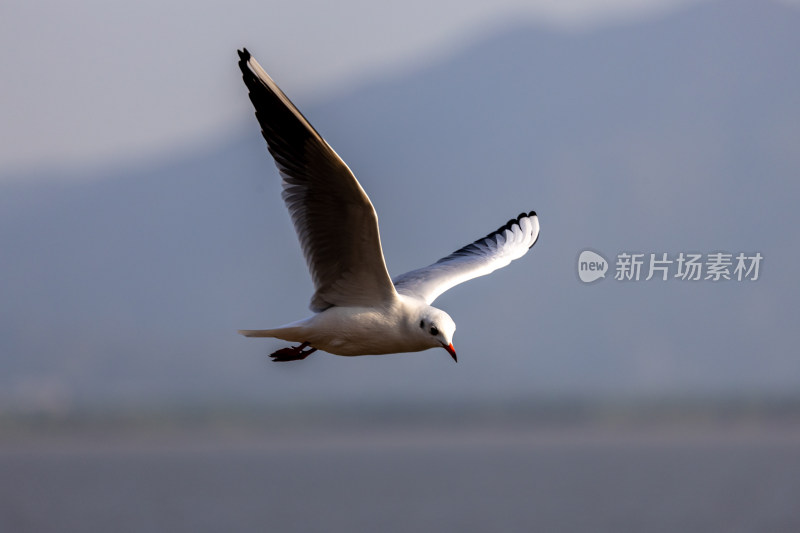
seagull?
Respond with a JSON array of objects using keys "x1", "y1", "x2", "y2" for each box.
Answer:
[{"x1": 236, "y1": 48, "x2": 540, "y2": 362}]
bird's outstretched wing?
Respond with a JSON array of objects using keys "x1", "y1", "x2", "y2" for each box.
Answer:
[
  {"x1": 393, "y1": 212, "x2": 539, "y2": 304},
  {"x1": 238, "y1": 49, "x2": 397, "y2": 312}
]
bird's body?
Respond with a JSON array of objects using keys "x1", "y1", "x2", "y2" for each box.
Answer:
[
  {"x1": 241, "y1": 294, "x2": 454, "y2": 357},
  {"x1": 236, "y1": 48, "x2": 540, "y2": 362}
]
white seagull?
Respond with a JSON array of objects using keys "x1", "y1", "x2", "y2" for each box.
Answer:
[{"x1": 236, "y1": 49, "x2": 540, "y2": 362}]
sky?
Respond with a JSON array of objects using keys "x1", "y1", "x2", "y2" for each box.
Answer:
[
  {"x1": 2, "y1": 0, "x2": 799, "y2": 410},
  {"x1": 0, "y1": 0, "x2": 717, "y2": 175}
]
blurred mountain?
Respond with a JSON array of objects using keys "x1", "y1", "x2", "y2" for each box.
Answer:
[{"x1": 2, "y1": 0, "x2": 799, "y2": 411}]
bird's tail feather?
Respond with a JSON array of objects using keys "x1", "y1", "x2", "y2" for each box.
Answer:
[
  {"x1": 238, "y1": 326, "x2": 306, "y2": 342},
  {"x1": 238, "y1": 329, "x2": 283, "y2": 338}
]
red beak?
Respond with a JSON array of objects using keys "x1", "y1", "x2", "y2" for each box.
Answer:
[{"x1": 444, "y1": 343, "x2": 457, "y2": 362}]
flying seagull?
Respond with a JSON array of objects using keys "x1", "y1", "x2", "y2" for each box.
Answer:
[{"x1": 236, "y1": 49, "x2": 540, "y2": 362}]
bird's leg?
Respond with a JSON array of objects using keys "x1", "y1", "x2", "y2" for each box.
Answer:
[{"x1": 269, "y1": 341, "x2": 318, "y2": 362}]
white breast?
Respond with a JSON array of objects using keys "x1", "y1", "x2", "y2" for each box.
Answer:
[{"x1": 303, "y1": 303, "x2": 426, "y2": 356}]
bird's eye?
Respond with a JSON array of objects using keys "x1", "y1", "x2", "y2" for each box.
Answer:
[
  {"x1": 430, "y1": 326, "x2": 439, "y2": 336},
  {"x1": 419, "y1": 320, "x2": 425, "y2": 329}
]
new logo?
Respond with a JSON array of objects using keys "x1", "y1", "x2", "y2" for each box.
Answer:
[{"x1": 578, "y1": 250, "x2": 608, "y2": 283}]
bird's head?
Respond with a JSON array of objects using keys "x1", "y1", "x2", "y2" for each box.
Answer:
[{"x1": 416, "y1": 307, "x2": 457, "y2": 362}]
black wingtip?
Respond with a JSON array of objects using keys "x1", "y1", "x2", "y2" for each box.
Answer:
[
  {"x1": 505, "y1": 211, "x2": 537, "y2": 232},
  {"x1": 439, "y1": 209, "x2": 541, "y2": 262},
  {"x1": 237, "y1": 49, "x2": 252, "y2": 73},
  {"x1": 514, "y1": 211, "x2": 537, "y2": 224},
  {"x1": 529, "y1": 211, "x2": 540, "y2": 248}
]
